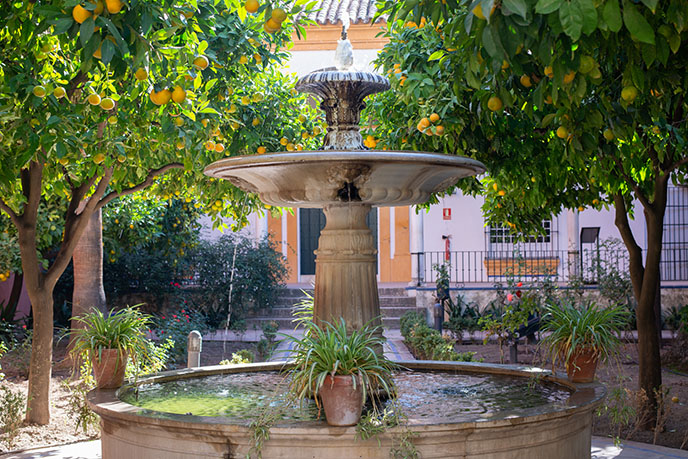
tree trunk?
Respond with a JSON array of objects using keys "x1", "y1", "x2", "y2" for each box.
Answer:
[
  {"x1": 635, "y1": 211, "x2": 664, "y2": 425},
  {"x1": 24, "y1": 287, "x2": 54, "y2": 425},
  {"x1": 71, "y1": 208, "x2": 107, "y2": 328}
]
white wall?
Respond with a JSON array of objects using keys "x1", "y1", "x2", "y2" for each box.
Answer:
[{"x1": 421, "y1": 191, "x2": 486, "y2": 253}]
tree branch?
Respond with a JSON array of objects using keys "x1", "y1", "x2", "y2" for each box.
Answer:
[
  {"x1": 611, "y1": 153, "x2": 654, "y2": 217},
  {"x1": 0, "y1": 199, "x2": 19, "y2": 227},
  {"x1": 19, "y1": 160, "x2": 44, "y2": 228},
  {"x1": 613, "y1": 193, "x2": 644, "y2": 301},
  {"x1": 97, "y1": 163, "x2": 184, "y2": 209},
  {"x1": 44, "y1": 169, "x2": 113, "y2": 289}
]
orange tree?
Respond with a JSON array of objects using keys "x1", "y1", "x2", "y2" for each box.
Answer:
[
  {"x1": 0, "y1": 0, "x2": 318, "y2": 424},
  {"x1": 370, "y1": 0, "x2": 688, "y2": 416}
]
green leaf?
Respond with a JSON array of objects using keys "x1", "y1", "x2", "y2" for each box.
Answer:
[
  {"x1": 535, "y1": 0, "x2": 562, "y2": 14},
  {"x1": 622, "y1": 0, "x2": 655, "y2": 44},
  {"x1": 575, "y1": 0, "x2": 597, "y2": 35},
  {"x1": 668, "y1": 34, "x2": 680, "y2": 53},
  {"x1": 639, "y1": 0, "x2": 658, "y2": 13},
  {"x1": 503, "y1": 0, "x2": 528, "y2": 19},
  {"x1": 559, "y1": 1, "x2": 583, "y2": 41},
  {"x1": 52, "y1": 17, "x2": 73, "y2": 34},
  {"x1": 541, "y1": 113, "x2": 556, "y2": 127},
  {"x1": 482, "y1": 27, "x2": 498, "y2": 57},
  {"x1": 101, "y1": 38, "x2": 116, "y2": 64},
  {"x1": 428, "y1": 50, "x2": 445, "y2": 61},
  {"x1": 602, "y1": 0, "x2": 622, "y2": 32},
  {"x1": 79, "y1": 17, "x2": 95, "y2": 47},
  {"x1": 641, "y1": 43, "x2": 656, "y2": 66}
]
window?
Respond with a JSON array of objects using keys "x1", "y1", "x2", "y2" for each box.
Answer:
[{"x1": 486, "y1": 219, "x2": 557, "y2": 255}]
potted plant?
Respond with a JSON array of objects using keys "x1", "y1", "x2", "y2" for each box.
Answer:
[
  {"x1": 541, "y1": 301, "x2": 629, "y2": 383},
  {"x1": 284, "y1": 318, "x2": 396, "y2": 426},
  {"x1": 69, "y1": 305, "x2": 152, "y2": 389}
]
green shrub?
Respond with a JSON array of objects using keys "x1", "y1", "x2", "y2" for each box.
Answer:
[
  {"x1": 154, "y1": 306, "x2": 207, "y2": 363},
  {"x1": 193, "y1": 234, "x2": 288, "y2": 327},
  {"x1": 0, "y1": 385, "x2": 25, "y2": 449},
  {"x1": 444, "y1": 294, "x2": 480, "y2": 340},
  {"x1": 400, "y1": 310, "x2": 426, "y2": 339},
  {"x1": 220, "y1": 349, "x2": 255, "y2": 365},
  {"x1": 405, "y1": 322, "x2": 478, "y2": 362}
]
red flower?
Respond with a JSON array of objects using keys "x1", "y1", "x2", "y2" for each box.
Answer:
[
  {"x1": 185, "y1": 314, "x2": 190, "y2": 319},
  {"x1": 173, "y1": 315, "x2": 177, "y2": 319},
  {"x1": 516, "y1": 281, "x2": 522, "y2": 288},
  {"x1": 162, "y1": 316, "x2": 166, "y2": 319},
  {"x1": 516, "y1": 290, "x2": 522, "y2": 298},
  {"x1": 506, "y1": 293, "x2": 514, "y2": 302},
  {"x1": 174, "y1": 282, "x2": 181, "y2": 288},
  {"x1": 181, "y1": 310, "x2": 185, "y2": 314}
]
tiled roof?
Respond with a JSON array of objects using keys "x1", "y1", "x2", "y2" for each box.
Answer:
[{"x1": 302, "y1": 0, "x2": 381, "y2": 25}]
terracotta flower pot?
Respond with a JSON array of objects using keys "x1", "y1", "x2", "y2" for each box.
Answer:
[
  {"x1": 565, "y1": 348, "x2": 598, "y2": 383},
  {"x1": 318, "y1": 374, "x2": 363, "y2": 426},
  {"x1": 92, "y1": 349, "x2": 128, "y2": 389}
]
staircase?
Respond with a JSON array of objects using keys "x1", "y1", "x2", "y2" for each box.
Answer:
[{"x1": 245, "y1": 286, "x2": 417, "y2": 330}]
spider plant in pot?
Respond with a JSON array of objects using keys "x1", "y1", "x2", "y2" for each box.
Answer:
[
  {"x1": 69, "y1": 305, "x2": 152, "y2": 389},
  {"x1": 284, "y1": 318, "x2": 396, "y2": 427},
  {"x1": 541, "y1": 301, "x2": 629, "y2": 383}
]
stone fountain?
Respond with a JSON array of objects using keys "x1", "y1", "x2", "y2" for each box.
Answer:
[
  {"x1": 204, "y1": 20, "x2": 484, "y2": 335},
  {"x1": 88, "y1": 23, "x2": 604, "y2": 459}
]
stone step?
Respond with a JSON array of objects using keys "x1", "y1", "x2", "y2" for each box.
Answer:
[
  {"x1": 379, "y1": 296, "x2": 416, "y2": 307},
  {"x1": 380, "y1": 306, "x2": 418, "y2": 317},
  {"x1": 378, "y1": 287, "x2": 411, "y2": 297}
]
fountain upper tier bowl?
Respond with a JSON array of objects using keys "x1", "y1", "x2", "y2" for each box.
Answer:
[{"x1": 203, "y1": 150, "x2": 485, "y2": 208}]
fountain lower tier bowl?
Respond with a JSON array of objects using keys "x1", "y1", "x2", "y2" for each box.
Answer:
[
  {"x1": 88, "y1": 361, "x2": 604, "y2": 459},
  {"x1": 203, "y1": 151, "x2": 486, "y2": 207}
]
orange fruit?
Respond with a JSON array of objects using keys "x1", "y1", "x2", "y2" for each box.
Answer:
[
  {"x1": 87, "y1": 93, "x2": 101, "y2": 105},
  {"x1": 257, "y1": 146, "x2": 267, "y2": 154},
  {"x1": 193, "y1": 56, "x2": 209, "y2": 70},
  {"x1": 53, "y1": 87, "x2": 66, "y2": 98},
  {"x1": 271, "y1": 7, "x2": 287, "y2": 23},
  {"x1": 556, "y1": 126, "x2": 569, "y2": 139},
  {"x1": 544, "y1": 66, "x2": 554, "y2": 78},
  {"x1": 205, "y1": 140, "x2": 216, "y2": 151},
  {"x1": 174, "y1": 117, "x2": 184, "y2": 127},
  {"x1": 134, "y1": 68, "x2": 148, "y2": 81},
  {"x1": 621, "y1": 86, "x2": 638, "y2": 102},
  {"x1": 252, "y1": 117, "x2": 260, "y2": 126},
  {"x1": 92, "y1": 1, "x2": 104, "y2": 15},
  {"x1": 176, "y1": 140, "x2": 185, "y2": 150},
  {"x1": 520, "y1": 75, "x2": 532, "y2": 88},
  {"x1": 280, "y1": 137, "x2": 288, "y2": 145},
  {"x1": 172, "y1": 86, "x2": 186, "y2": 103},
  {"x1": 435, "y1": 125, "x2": 445, "y2": 136},
  {"x1": 418, "y1": 117, "x2": 430, "y2": 129},
  {"x1": 239, "y1": 55, "x2": 248, "y2": 65},
  {"x1": 157, "y1": 89, "x2": 172, "y2": 104},
  {"x1": 32, "y1": 85, "x2": 47, "y2": 98},
  {"x1": 214, "y1": 143, "x2": 225, "y2": 152},
  {"x1": 487, "y1": 96, "x2": 503, "y2": 111},
  {"x1": 245, "y1": 0, "x2": 259, "y2": 13},
  {"x1": 603, "y1": 128, "x2": 614, "y2": 141},
  {"x1": 429, "y1": 113, "x2": 440, "y2": 123},
  {"x1": 93, "y1": 153, "x2": 106, "y2": 164},
  {"x1": 105, "y1": 0, "x2": 123, "y2": 14},
  {"x1": 72, "y1": 5, "x2": 92, "y2": 23},
  {"x1": 99, "y1": 97, "x2": 115, "y2": 110},
  {"x1": 265, "y1": 18, "x2": 280, "y2": 31},
  {"x1": 563, "y1": 71, "x2": 576, "y2": 84},
  {"x1": 93, "y1": 43, "x2": 103, "y2": 59}
]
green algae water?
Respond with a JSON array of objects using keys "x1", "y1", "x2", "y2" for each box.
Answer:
[{"x1": 120, "y1": 370, "x2": 572, "y2": 422}]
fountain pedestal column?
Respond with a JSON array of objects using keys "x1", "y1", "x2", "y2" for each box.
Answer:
[{"x1": 314, "y1": 203, "x2": 382, "y2": 333}]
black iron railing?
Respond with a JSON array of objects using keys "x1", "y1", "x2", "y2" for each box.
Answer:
[{"x1": 413, "y1": 248, "x2": 688, "y2": 284}]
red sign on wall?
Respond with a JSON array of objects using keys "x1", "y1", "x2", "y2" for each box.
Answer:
[{"x1": 443, "y1": 208, "x2": 451, "y2": 220}]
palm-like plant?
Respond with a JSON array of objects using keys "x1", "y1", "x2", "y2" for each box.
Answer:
[
  {"x1": 541, "y1": 300, "x2": 630, "y2": 368},
  {"x1": 284, "y1": 319, "x2": 396, "y2": 411},
  {"x1": 69, "y1": 305, "x2": 152, "y2": 367}
]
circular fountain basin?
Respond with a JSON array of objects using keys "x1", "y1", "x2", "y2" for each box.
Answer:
[
  {"x1": 204, "y1": 151, "x2": 485, "y2": 207},
  {"x1": 88, "y1": 361, "x2": 604, "y2": 459}
]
